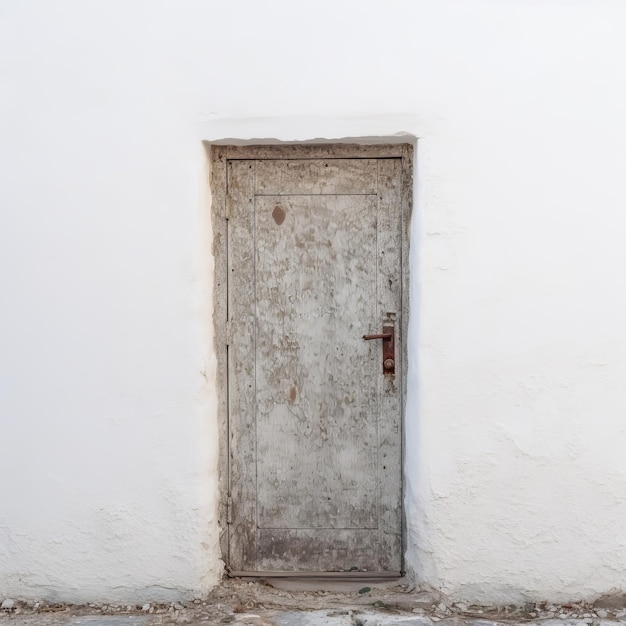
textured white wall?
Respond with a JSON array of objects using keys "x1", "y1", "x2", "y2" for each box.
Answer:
[{"x1": 2, "y1": 0, "x2": 626, "y2": 605}]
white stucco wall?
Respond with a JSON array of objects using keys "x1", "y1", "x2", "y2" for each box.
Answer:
[{"x1": 2, "y1": 0, "x2": 626, "y2": 605}]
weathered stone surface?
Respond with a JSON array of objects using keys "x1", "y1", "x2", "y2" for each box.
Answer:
[
  {"x1": 273, "y1": 611, "x2": 354, "y2": 625},
  {"x1": 358, "y1": 616, "x2": 433, "y2": 626},
  {"x1": 1, "y1": 581, "x2": 626, "y2": 626},
  {"x1": 67, "y1": 615, "x2": 150, "y2": 626},
  {"x1": 595, "y1": 594, "x2": 626, "y2": 609}
]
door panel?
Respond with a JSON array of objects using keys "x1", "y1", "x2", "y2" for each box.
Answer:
[
  {"x1": 255, "y1": 159, "x2": 378, "y2": 195},
  {"x1": 256, "y1": 529, "x2": 385, "y2": 572},
  {"x1": 256, "y1": 194, "x2": 379, "y2": 531},
  {"x1": 227, "y1": 156, "x2": 403, "y2": 574}
]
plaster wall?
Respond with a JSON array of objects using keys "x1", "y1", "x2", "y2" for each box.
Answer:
[{"x1": 2, "y1": 0, "x2": 626, "y2": 605}]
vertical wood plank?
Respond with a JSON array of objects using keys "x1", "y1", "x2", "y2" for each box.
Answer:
[
  {"x1": 209, "y1": 146, "x2": 229, "y2": 563},
  {"x1": 227, "y1": 159, "x2": 257, "y2": 571},
  {"x1": 377, "y1": 158, "x2": 403, "y2": 571},
  {"x1": 399, "y1": 144, "x2": 414, "y2": 571}
]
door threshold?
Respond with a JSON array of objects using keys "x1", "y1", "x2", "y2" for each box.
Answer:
[{"x1": 230, "y1": 572, "x2": 405, "y2": 593}]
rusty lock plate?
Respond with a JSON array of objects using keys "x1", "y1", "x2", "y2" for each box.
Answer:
[{"x1": 363, "y1": 325, "x2": 395, "y2": 375}]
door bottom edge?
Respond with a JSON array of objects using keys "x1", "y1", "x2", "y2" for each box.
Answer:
[{"x1": 227, "y1": 570, "x2": 402, "y2": 579}]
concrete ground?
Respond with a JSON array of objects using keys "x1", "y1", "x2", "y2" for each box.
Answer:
[{"x1": 2, "y1": 579, "x2": 626, "y2": 626}]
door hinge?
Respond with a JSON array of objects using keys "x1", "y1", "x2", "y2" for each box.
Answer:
[
  {"x1": 225, "y1": 193, "x2": 232, "y2": 220},
  {"x1": 226, "y1": 495, "x2": 232, "y2": 524}
]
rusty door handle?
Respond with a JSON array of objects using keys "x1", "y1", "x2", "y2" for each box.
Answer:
[{"x1": 362, "y1": 325, "x2": 395, "y2": 375}]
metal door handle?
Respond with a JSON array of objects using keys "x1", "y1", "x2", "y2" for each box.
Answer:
[{"x1": 362, "y1": 325, "x2": 395, "y2": 375}]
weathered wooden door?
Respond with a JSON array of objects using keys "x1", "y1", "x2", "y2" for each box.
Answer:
[{"x1": 213, "y1": 144, "x2": 411, "y2": 576}]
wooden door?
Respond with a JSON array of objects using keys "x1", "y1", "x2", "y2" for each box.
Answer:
[{"x1": 214, "y1": 145, "x2": 411, "y2": 576}]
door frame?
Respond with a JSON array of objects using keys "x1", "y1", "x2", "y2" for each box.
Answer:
[{"x1": 209, "y1": 143, "x2": 414, "y2": 575}]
